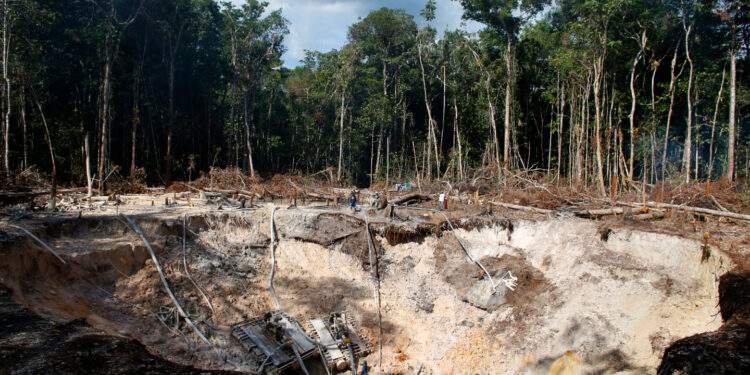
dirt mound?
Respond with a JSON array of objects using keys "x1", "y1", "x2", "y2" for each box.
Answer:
[{"x1": 658, "y1": 271, "x2": 750, "y2": 375}]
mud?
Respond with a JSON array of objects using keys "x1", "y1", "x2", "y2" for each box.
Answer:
[{"x1": 0, "y1": 202, "x2": 745, "y2": 374}]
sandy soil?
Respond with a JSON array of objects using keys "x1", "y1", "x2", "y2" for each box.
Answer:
[{"x1": 0, "y1": 201, "x2": 745, "y2": 374}]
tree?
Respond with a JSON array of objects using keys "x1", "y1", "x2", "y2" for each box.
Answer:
[
  {"x1": 717, "y1": 0, "x2": 749, "y2": 181},
  {"x1": 2, "y1": 0, "x2": 11, "y2": 174},
  {"x1": 459, "y1": 0, "x2": 550, "y2": 172},
  {"x1": 222, "y1": 0, "x2": 287, "y2": 178},
  {"x1": 94, "y1": 0, "x2": 142, "y2": 192}
]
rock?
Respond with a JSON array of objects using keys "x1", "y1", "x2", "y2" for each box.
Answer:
[{"x1": 462, "y1": 278, "x2": 508, "y2": 310}]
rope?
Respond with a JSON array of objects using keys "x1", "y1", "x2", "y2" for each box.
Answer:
[{"x1": 362, "y1": 211, "x2": 383, "y2": 375}]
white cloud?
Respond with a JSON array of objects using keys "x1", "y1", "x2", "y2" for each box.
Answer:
[{"x1": 230, "y1": 0, "x2": 483, "y2": 67}]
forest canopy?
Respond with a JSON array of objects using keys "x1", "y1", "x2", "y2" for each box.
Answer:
[{"x1": 0, "y1": 0, "x2": 748, "y2": 192}]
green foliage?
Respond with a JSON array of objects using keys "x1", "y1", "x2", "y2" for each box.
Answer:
[{"x1": 0, "y1": 0, "x2": 747, "y2": 188}]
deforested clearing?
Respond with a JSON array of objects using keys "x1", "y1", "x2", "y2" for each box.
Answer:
[{"x1": 1, "y1": 0, "x2": 750, "y2": 374}]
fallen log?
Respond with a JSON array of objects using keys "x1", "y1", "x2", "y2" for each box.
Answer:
[
  {"x1": 620, "y1": 201, "x2": 750, "y2": 222},
  {"x1": 488, "y1": 201, "x2": 553, "y2": 214},
  {"x1": 390, "y1": 193, "x2": 431, "y2": 205},
  {"x1": 580, "y1": 207, "x2": 629, "y2": 216},
  {"x1": 0, "y1": 187, "x2": 89, "y2": 199},
  {"x1": 632, "y1": 211, "x2": 666, "y2": 221},
  {"x1": 577, "y1": 206, "x2": 656, "y2": 217}
]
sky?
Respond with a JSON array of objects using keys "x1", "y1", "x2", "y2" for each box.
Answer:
[{"x1": 230, "y1": 0, "x2": 484, "y2": 68}]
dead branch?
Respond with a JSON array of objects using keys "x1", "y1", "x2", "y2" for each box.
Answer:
[
  {"x1": 0, "y1": 187, "x2": 91, "y2": 199},
  {"x1": 709, "y1": 194, "x2": 729, "y2": 212},
  {"x1": 488, "y1": 201, "x2": 553, "y2": 214}
]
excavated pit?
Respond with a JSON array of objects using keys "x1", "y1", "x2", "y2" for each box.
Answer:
[{"x1": 0, "y1": 206, "x2": 734, "y2": 374}]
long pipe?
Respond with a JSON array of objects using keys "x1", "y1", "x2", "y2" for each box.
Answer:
[
  {"x1": 9, "y1": 224, "x2": 69, "y2": 267},
  {"x1": 268, "y1": 206, "x2": 330, "y2": 375},
  {"x1": 120, "y1": 213, "x2": 212, "y2": 346}
]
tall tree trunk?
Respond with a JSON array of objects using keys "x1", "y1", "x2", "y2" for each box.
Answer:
[
  {"x1": 628, "y1": 30, "x2": 646, "y2": 184},
  {"x1": 417, "y1": 38, "x2": 439, "y2": 176},
  {"x1": 98, "y1": 56, "x2": 111, "y2": 192},
  {"x1": 400, "y1": 106, "x2": 407, "y2": 180},
  {"x1": 85, "y1": 132, "x2": 92, "y2": 197},
  {"x1": 412, "y1": 141, "x2": 420, "y2": 188},
  {"x1": 337, "y1": 86, "x2": 345, "y2": 181},
  {"x1": 558, "y1": 82, "x2": 565, "y2": 179},
  {"x1": 386, "y1": 137, "x2": 390, "y2": 187},
  {"x1": 96, "y1": 3, "x2": 139, "y2": 191},
  {"x1": 20, "y1": 86, "x2": 26, "y2": 170},
  {"x1": 2, "y1": 0, "x2": 10, "y2": 174},
  {"x1": 569, "y1": 86, "x2": 575, "y2": 184},
  {"x1": 369, "y1": 124, "x2": 374, "y2": 186},
  {"x1": 682, "y1": 15, "x2": 694, "y2": 183},
  {"x1": 503, "y1": 38, "x2": 512, "y2": 169},
  {"x1": 31, "y1": 91, "x2": 55, "y2": 210},
  {"x1": 487, "y1": 77, "x2": 501, "y2": 179},
  {"x1": 130, "y1": 36, "x2": 146, "y2": 178},
  {"x1": 130, "y1": 69, "x2": 140, "y2": 178},
  {"x1": 165, "y1": 28, "x2": 182, "y2": 184},
  {"x1": 661, "y1": 45, "x2": 681, "y2": 181},
  {"x1": 243, "y1": 92, "x2": 255, "y2": 177},
  {"x1": 549, "y1": 77, "x2": 557, "y2": 173},
  {"x1": 382, "y1": 61, "x2": 387, "y2": 96},
  {"x1": 454, "y1": 98, "x2": 463, "y2": 180},
  {"x1": 708, "y1": 67, "x2": 725, "y2": 180},
  {"x1": 593, "y1": 59, "x2": 606, "y2": 196},
  {"x1": 725, "y1": 43, "x2": 736, "y2": 181},
  {"x1": 650, "y1": 58, "x2": 658, "y2": 182},
  {"x1": 468, "y1": 44, "x2": 501, "y2": 178},
  {"x1": 165, "y1": 55, "x2": 174, "y2": 184},
  {"x1": 440, "y1": 65, "x2": 446, "y2": 155},
  {"x1": 375, "y1": 124, "x2": 382, "y2": 176}
]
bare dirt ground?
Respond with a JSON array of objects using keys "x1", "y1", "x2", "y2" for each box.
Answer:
[{"x1": 0, "y1": 185, "x2": 749, "y2": 374}]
